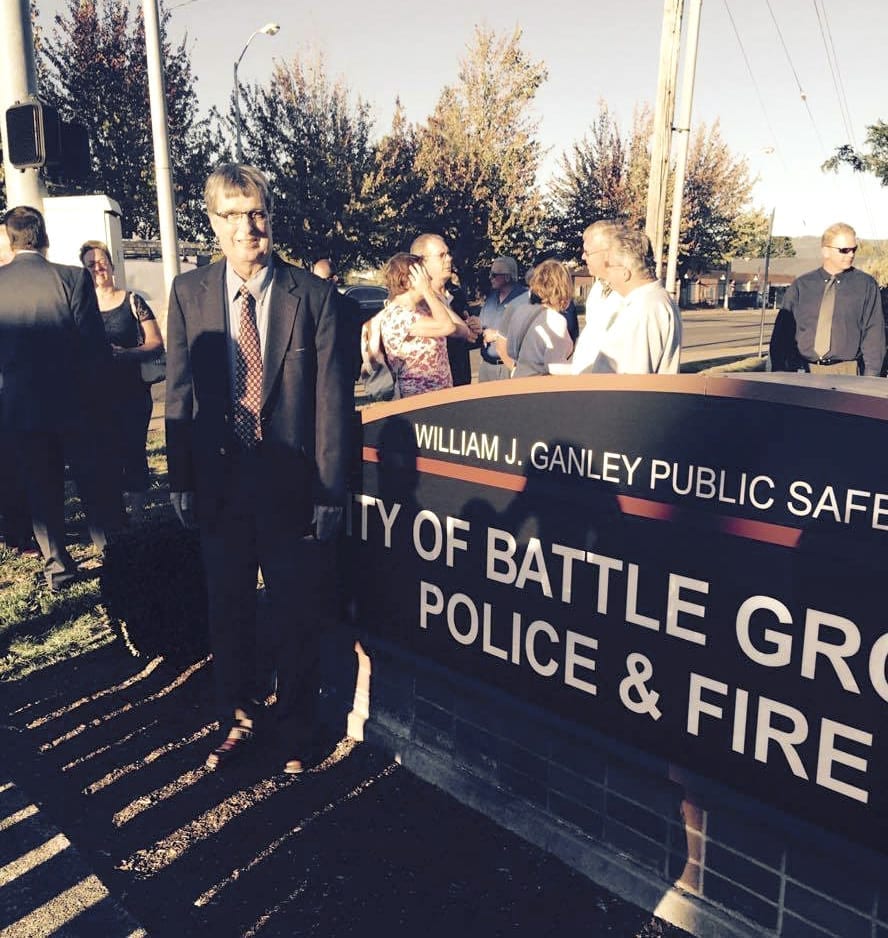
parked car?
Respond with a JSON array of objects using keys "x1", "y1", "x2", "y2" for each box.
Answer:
[{"x1": 341, "y1": 284, "x2": 387, "y2": 319}]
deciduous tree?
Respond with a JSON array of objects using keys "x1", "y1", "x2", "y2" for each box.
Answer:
[
  {"x1": 360, "y1": 101, "x2": 432, "y2": 262},
  {"x1": 237, "y1": 54, "x2": 375, "y2": 270},
  {"x1": 546, "y1": 104, "x2": 650, "y2": 257},
  {"x1": 548, "y1": 109, "x2": 783, "y2": 275},
  {"x1": 413, "y1": 26, "x2": 547, "y2": 290},
  {"x1": 822, "y1": 121, "x2": 888, "y2": 186},
  {"x1": 37, "y1": 0, "x2": 219, "y2": 239}
]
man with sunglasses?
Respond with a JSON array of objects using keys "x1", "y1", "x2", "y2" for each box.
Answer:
[
  {"x1": 769, "y1": 223, "x2": 884, "y2": 375},
  {"x1": 165, "y1": 163, "x2": 352, "y2": 776}
]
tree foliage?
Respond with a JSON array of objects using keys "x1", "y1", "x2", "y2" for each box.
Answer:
[
  {"x1": 37, "y1": 0, "x2": 220, "y2": 239},
  {"x1": 822, "y1": 121, "x2": 888, "y2": 186},
  {"x1": 856, "y1": 243, "x2": 888, "y2": 287},
  {"x1": 546, "y1": 104, "x2": 650, "y2": 256},
  {"x1": 413, "y1": 26, "x2": 547, "y2": 289},
  {"x1": 237, "y1": 55, "x2": 376, "y2": 269},
  {"x1": 678, "y1": 121, "x2": 758, "y2": 274},
  {"x1": 360, "y1": 101, "x2": 431, "y2": 261},
  {"x1": 547, "y1": 107, "x2": 769, "y2": 274}
]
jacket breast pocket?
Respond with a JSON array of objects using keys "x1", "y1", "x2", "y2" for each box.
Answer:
[{"x1": 283, "y1": 347, "x2": 305, "y2": 361}]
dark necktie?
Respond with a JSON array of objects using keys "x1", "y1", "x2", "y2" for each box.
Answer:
[
  {"x1": 813, "y1": 276, "x2": 836, "y2": 359},
  {"x1": 233, "y1": 284, "x2": 262, "y2": 448}
]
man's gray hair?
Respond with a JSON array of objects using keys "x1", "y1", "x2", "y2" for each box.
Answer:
[
  {"x1": 606, "y1": 226, "x2": 655, "y2": 278},
  {"x1": 204, "y1": 163, "x2": 274, "y2": 215},
  {"x1": 582, "y1": 218, "x2": 623, "y2": 245},
  {"x1": 410, "y1": 232, "x2": 445, "y2": 257}
]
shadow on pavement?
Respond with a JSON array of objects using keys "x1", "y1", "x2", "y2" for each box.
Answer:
[{"x1": 1, "y1": 637, "x2": 692, "y2": 937}]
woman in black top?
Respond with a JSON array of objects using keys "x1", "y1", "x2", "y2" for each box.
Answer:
[{"x1": 80, "y1": 240, "x2": 164, "y2": 520}]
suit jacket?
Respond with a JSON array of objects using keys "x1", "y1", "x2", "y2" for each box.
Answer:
[
  {"x1": 164, "y1": 255, "x2": 353, "y2": 525},
  {"x1": 0, "y1": 252, "x2": 111, "y2": 432}
]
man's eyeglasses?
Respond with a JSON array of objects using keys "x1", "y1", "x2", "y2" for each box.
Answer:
[
  {"x1": 214, "y1": 210, "x2": 269, "y2": 227},
  {"x1": 490, "y1": 271, "x2": 508, "y2": 278},
  {"x1": 827, "y1": 244, "x2": 858, "y2": 254}
]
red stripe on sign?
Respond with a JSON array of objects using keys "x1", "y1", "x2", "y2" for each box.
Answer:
[
  {"x1": 362, "y1": 446, "x2": 527, "y2": 492},
  {"x1": 616, "y1": 494, "x2": 802, "y2": 547},
  {"x1": 362, "y1": 448, "x2": 801, "y2": 547}
]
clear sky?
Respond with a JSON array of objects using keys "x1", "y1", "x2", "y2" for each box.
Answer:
[{"x1": 38, "y1": 0, "x2": 888, "y2": 241}]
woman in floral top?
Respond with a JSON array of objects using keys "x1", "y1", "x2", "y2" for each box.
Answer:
[{"x1": 379, "y1": 252, "x2": 471, "y2": 398}]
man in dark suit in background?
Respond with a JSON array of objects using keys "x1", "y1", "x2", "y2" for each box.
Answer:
[
  {"x1": 165, "y1": 164, "x2": 352, "y2": 775},
  {"x1": 0, "y1": 220, "x2": 36, "y2": 553},
  {"x1": 0, "y1": 206, "x2": 121, "y2": 588}
]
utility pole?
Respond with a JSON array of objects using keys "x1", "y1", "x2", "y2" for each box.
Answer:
[
  {"x1": 646, "y1": 0, "x2": 683, "y2": 279},
  {"x1": 0, "y1": 0, "x2": 46, "y2": 210},
  {"x1": 758, "y1": 207, "x2": 775, "y2": 357},
  {"x1": 664, "y1": 0, "x2": 703, "y2": 298},
  {"x1": 142, "y1": 0, "x2": 180, "y2": 297}
]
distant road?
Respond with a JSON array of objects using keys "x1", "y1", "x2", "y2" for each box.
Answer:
[
  {"x1": 458, "y1": 306, "x2": 780, "y2": 382},
  {"x1": 680, "y1": 307, "x2": 778, "y2": 364}
]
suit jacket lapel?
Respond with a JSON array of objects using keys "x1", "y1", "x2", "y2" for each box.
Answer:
[{"x1": 261, "y1": 257, "x2": 301, "y2": 410}]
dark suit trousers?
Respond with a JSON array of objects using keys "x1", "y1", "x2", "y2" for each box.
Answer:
[
  {"x1": 200, "y1": 447, "x2": 326, "y2": 756},
  {"x1": 15, "y1": 428, "x2": 124, "y2": 587},
  {"x1": 0, "y1": 426, "x2": 33, "y2": 547}
]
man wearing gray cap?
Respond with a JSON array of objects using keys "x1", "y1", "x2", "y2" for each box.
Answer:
[{"x1": 478, "y1": 256, "x2": 526, "y2": 382}]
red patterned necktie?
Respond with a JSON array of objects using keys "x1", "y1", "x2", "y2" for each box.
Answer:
[{"x1": 233, "y1": 284, "x2": 262, "y2": 448}]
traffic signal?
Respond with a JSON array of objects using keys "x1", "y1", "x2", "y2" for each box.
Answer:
[
  {"x1": 57, "y1": 121, "x2": 91, "y2": 182},
  {"x1": 5, "y1": 100, "x2": 61, "y2": 169},
  {"x1": 4, "y1": 99, "x2": 91, "y2": 183}
]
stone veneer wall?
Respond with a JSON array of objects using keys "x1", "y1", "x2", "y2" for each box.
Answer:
[{"x1": 322, "y1": 627, "x2": 888, "y2": 938}]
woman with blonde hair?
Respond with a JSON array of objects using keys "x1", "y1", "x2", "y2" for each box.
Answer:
[
  {"x1": 377, "y1": 252, "x2": 471, "y2": 398},
  {"x1": 80, "y1": 240, "x2": 165, "y2": 519}
]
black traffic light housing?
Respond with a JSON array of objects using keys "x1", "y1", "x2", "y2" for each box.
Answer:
[{"x1": 5, "y1": 99, "x2": 90, "y2": 182}]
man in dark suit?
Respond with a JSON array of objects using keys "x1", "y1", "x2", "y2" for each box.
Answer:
[
  {"x1": 0, "y1": 206, "x2": 121, "y2": 588},
  {"x1": 165, "y1": 164, "x2": 352, "y2": 774},
  {"x1": 0, "y1": 220, "x2": 36, "y2": 553}
]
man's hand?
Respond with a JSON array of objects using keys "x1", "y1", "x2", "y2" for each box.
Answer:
[
  {"x1": 170, "y1": 491, "x2": 198, "y2": 530},
  {"x1": 312, "y1": 505, "x2": 344, "y2": 543}
]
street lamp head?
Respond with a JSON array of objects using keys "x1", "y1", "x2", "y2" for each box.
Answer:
[{"x1": 234, "y1": 22, "x2": 282, "y2": 162}]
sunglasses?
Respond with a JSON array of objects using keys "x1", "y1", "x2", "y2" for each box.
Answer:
[{"x1": 827, "y1": 245, "x2": 858, "y2": 254}]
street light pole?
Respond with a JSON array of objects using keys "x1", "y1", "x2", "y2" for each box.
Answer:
[
  {"x1": 143, "y1": 0, "x2": 179, "y2": 297},
  {"x1": 758, "y1": 207, "x2": 775, "y2": 357},
  {"x1": 233, "y1": 22, "x2": 280, "y2": 162}
]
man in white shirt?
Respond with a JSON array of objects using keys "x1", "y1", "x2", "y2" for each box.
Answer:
[{"x1": 553, "y1": 223, "x2": 680, "y2": 375}]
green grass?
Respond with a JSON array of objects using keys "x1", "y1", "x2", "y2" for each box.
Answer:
[{"x1": 0, "y1": 428, "x2": 170, "y2": 683}]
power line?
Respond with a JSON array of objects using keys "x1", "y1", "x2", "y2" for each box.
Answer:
[
  {"x1": 720, "y1": 0, "x2": 788, "y2": 174},
  {"x1": 813, "y1": 0, "x2": 878, "y2": 238},
  {"x1": 763, "y1": 0, "x2": 827, "y2": 153},
  {"x1": 813, "y1": 0, "x2": 855, "y2": 144}
]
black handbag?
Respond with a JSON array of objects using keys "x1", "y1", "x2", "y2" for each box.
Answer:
[{"x1": 131, "y1": 292, "x2": 166, "y2": 384}]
